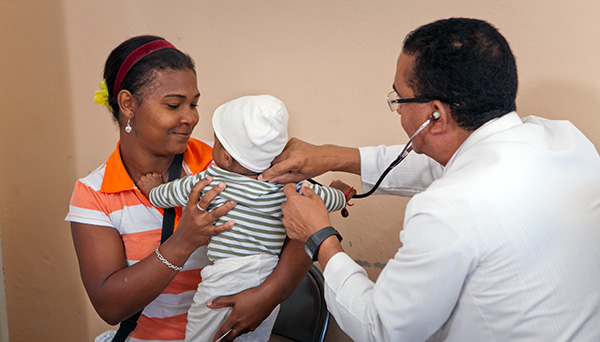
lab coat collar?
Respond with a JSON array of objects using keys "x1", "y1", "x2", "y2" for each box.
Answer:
[{"x1": 444, "y1": 111, "x2": 522, "y2": 171}]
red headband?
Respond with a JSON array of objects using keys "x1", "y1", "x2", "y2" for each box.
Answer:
[{"x1": 113, "y1": 40, "x2": 177, "y2": 96}]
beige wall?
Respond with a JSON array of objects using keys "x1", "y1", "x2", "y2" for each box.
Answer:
[{"x1": 1, "y1": 0, "x2": 599, "y2": 341}]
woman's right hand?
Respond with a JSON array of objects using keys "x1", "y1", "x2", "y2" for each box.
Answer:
[
  {"x1": 170, "y1": 176, "x2": 236, "y2": 255},
  {"x1": 71, "y1": 176, "x2": 236, "y2": 324}
]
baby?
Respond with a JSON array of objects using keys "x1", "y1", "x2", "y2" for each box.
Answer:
[{"x1": 138, "y1": 95, "x2": 346, "y2": 342}]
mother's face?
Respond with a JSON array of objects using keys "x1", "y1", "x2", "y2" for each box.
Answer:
[{"x1": 128, "y1": 68, "x2": 200, "y2": 156}]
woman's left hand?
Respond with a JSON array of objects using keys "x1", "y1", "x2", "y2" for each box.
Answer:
[
  {"x1": 169, "y1": 177, "x2": 236, "y2": 256},
  {"x1": 207, "y1": 284, "x2": 278, "y2": 341},
  {"x1": 207, "y1": 238, "x2": 312, "y2": 341}
]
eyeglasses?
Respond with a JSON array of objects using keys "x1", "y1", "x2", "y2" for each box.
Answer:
[{"x1": 386, "y1": 90, "x2": 436, "y2": 112}]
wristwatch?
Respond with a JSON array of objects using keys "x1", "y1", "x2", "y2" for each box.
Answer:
[{"x1": 305, "y1": 226, "x2": 343, "y2": 261}]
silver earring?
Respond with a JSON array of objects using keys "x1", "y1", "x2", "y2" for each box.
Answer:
[{"x1": 125, "y1": 118, "x2": 132, "y2": 133}]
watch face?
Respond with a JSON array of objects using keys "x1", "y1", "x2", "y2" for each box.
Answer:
[
  {"x1": 305, "y1": 235, "x2": 319, "y2": 261},
  {"x1": 305, "y1": 226, "x2": 341, "y2": 262},
  {"x1": 304, "y1": 243, "x2": 315, "y2": 260}
]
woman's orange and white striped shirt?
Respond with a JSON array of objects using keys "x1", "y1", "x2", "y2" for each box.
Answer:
[{"x1": 66, "y1": 138, "x2": 213, "y2": 342}]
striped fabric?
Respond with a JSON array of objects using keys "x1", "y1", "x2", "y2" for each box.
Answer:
[
  {"x1": 66, "y1": 139, "x2": 214, "y2": 342},
  {"x1": 149, "y1": 165, "x2": 346, "y2": 261}
]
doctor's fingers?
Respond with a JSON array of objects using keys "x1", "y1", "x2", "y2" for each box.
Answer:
[
  {"x1": 261, "y1": 139, "x2": 320, "y2": 183},
  {"x1": 282, "y1": 186, "x2": 330, "y2": 241},
  {"x1": 282, "y1": 183, "x2": 301, "y2": 198},
  {"x1": 260, "y1": 158, "x2": 304, "y2": 183}
]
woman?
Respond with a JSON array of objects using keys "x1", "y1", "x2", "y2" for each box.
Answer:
[{"x1": 66, "y1": 35, "x2": 311, "y2": 342}]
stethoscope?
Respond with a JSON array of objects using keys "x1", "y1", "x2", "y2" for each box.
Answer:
[{"x1": 308, "y1": 111, "x2": 441, "y2": 199}]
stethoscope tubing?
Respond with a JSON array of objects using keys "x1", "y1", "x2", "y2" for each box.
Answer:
[{"x1": 308, "y1": 116, "x2": 434, "y2": 199}]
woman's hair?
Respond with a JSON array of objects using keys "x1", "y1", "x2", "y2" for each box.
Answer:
[
  {"x1": 402, "y1": 18, "x2": 518, "y2": 131},
  {"x1": 103, "y1": 35, "x2": 196, "y2": 122}
]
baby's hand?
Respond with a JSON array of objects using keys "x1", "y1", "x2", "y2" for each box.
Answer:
[
  {"x1": 138, "y1": 172, "x2": 164, "y2": 197},
  {"x1": 329, "y1": 180, "x2": 356, "y2": 197},
  {"x1": 329, "y1": 180, "x2": 357, "y2": 218}
]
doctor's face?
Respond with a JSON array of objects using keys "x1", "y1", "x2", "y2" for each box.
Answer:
[{"x1": 393, "y1": 53, "x2": 432, "y2": 154}]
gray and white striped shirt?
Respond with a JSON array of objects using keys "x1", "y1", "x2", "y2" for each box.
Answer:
[{"x1": 149, "y1": 165, "x2": 346, "y2": 261}]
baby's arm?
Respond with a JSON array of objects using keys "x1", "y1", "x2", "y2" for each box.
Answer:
[
  {"x1": 303, "y1": 181, "x2": 346, "y2": 212},
  {"x1": 148, "y1": 173, "x2": 205, "y2": 208}
]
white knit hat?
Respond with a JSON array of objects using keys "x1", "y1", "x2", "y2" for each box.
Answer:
[{"x1": 212, "y1": 95, "x2": 289, "y2": 173}]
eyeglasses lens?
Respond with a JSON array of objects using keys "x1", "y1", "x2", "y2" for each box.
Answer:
[{"x1": 387, "y1": 91, "x2": 399, "y2": 112}]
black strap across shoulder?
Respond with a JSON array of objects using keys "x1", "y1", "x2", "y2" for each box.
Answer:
[
  {"x1": 161, "y1": 153, "x2": 183, "y2": 243},
  {"x1": 112, "y1": 153, "x2": 184, "y2": 342}
]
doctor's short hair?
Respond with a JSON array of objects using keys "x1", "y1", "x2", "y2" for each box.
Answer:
[{"x1": 402, "y1": 17, "x2": 518, "y2": 131}]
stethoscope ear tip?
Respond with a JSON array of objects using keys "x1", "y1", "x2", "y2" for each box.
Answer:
[{"x1": 330, "y1": 111, "x2": 442, "y2": 200}]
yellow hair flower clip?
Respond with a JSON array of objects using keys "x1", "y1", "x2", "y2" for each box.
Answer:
[{"x1": 94, "y1": 79, "x2": 113, "y2": 112}]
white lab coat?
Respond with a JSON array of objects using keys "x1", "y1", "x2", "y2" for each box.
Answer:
[{"x1": 324, "y1": 112, "x2": 600, "y2": 342}]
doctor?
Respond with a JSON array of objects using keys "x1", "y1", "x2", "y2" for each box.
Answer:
[{"x1": 261, "y1": 18, "x2": 600, "y2": 341}]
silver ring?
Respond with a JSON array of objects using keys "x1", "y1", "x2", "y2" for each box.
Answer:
[{"x1": 196, "y1": 203, "x2": 206, "y2": 212}]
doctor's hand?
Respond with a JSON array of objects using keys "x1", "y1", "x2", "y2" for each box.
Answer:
[
  {"x1": 259, "y1": 138, "x2": 329, "y2": 184},
  {"x1": 281, "y1": 182, "x2": 332, "y2": 242},
  {"x1": 259, "y1": 138, "x2": 361, "y2": 184}
]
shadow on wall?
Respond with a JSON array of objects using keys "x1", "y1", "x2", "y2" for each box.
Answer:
[
  {"x1": 0, "y1": 1, "x2": 94, "y2": 341},
  {"x1": 517, "y1": 79, "x2": 600, "y2": 149}
]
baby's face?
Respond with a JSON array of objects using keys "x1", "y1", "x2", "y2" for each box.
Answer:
[{"x1": 211, "y1": 135, "x2": 228, "y2": 169}]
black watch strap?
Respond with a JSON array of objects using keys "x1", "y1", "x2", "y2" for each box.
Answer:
[{"x1": 305, "y1": 226, "x2": 342, "y2": 261}]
